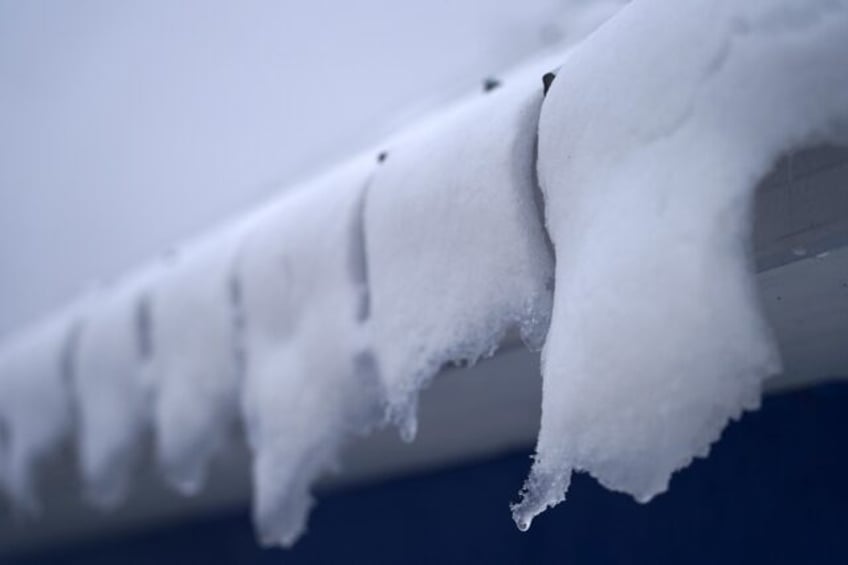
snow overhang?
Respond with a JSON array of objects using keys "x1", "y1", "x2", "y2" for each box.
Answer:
[{"x1": 1, "y1": 0, "x2": 848, "y2": 552}]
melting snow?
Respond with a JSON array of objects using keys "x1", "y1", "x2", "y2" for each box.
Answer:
[
  {"x1": 73, "y1": 271, "x2": 159, "y2": 508},
  {"x1": 237, "y1": 158, "x2": 383, "y2": 546},
  {"x1": 365, "y1": 71, "x2": 554, "y2": 440},
  {"x1": 144, "y1": 232, "x2": 243, "y2": 496},
  {"x1": 512, "y1": 0, "x2": 848, "y2": 531},
  {"x1": 0, "y1": 308, "x2": 83, "y2": 513},
  {"x1": 0, "y1": 0, "x2": 847, "y2": 549}
]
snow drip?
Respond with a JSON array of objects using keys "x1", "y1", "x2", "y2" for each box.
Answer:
[
  {"x1": 236, "y1": 157, "x2": 385, "y2": 547},
  {"x1": 365, "y1": 72, "x2": 554, "y2": 441},
  {"x1": 512, "y1": 0, "x2": 848, "y2": 531}
]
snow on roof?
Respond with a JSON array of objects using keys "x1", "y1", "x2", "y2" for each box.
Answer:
[
  {"x1": 1, "y1": 0, "x2": 848, "y2": 549},
  {"x1": 515, "y1": 0, "x2": 848, "y2": 530}
]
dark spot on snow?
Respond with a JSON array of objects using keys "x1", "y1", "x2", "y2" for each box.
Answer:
[
  {"x1": 353, "y1": 350, "x2": 380, "y2": 387},
  {"x1": 135, "y1": 293, "x2": 153, "y2": 361},
  {"x1": 228, "y1": 274, "x2": 245, "y2": 333},
  {"x1": 351, "y1": 350, "x2": 384, "y2": 426},
  {"x1": 377, "y1": 151, "x2": 388, "y2": 163},
  {"x1": 60, "y1": 320, "x2": 83, "y2": 384},
  {"x1": 349, "y1": 186, "x2": 372, "y2": 322},
  {"x1": 542, "y1": 72, "x2": 557, "y2": 96},
  {"x1": 445, "y1": 358, "x2": 472, "y2": 370},
  {"x1": 483, "y1": 77, "x2": 501, "y2": 92},
  {"x1": 522, "y1": 104, "x2": 555, "y2": 289},
  {"x1": 228, "y1": 272, "x2": 248, "y2": 378},
  {"x1": 162, "y1": 247, "x2": 180, "y2": 264},
  {"x1": 0, "y1": 420, "x2": 8, "y2": 462}
]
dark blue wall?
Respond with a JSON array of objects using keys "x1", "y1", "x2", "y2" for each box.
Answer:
[{"x1": 9, "y1": 383, "x2": 848, "y2": 564}]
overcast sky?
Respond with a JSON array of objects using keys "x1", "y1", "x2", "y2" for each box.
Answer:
[{"x1": 0, "y1": 0, "x2": 621, "y2": 336}]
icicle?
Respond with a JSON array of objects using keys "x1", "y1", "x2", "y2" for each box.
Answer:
[
  {"x1": 514, "y1": 0, "x2": 848, "y2": 530},
  {"x1": 144, "y1": 230, "x2": 243, "y2": 496},
  {"x1": 364, "y1": 71, "x2": 554, "y2": 441},
  {"x1": 0, "y1": 306, "x2": 84, "y2": 513},
  {"x1": 73, "y1": 270, "x2": 160, "y2": 508},
  {"x1": 237, "y1": 157, "x2": 383, "y2": 547}
]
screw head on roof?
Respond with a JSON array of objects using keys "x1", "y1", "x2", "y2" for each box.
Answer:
[
  {"x1": 542, "y1": 72, "x2": 557, "y2": 95},
  {"x1": 483, "y1": 77, "x2": 501, "y2": 92}
]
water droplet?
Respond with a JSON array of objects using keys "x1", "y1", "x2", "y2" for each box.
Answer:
[
  {"x1": 398, "y1": 414, "x2": 417, "y2": 443},
  {"x1": 515, "y1": 515, "x2": 532, "y2": 532}
]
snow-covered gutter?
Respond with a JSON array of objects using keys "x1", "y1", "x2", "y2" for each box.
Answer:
[{"x1": 1, "y1": 0, "x2": 848, "y2": 551}]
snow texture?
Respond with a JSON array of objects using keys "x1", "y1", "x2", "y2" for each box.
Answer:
[
  {"x1": 237, "y1": 157, "x2": 383, "y2": 547},
  {"x1": 144, "y1": 231, "x2": 243, "y2": 496},
  {"x1": 1, "y1": 0, "x2": 848, "y2": 548},
  {"x1": 512, "y1": 0, "x2": 848, "y2": 531},
  {"x1": 0, "y1": 307, "x2": 84, "y2": 513},
  {"x1": 365, "y1": 71, "x2": 554, "y2": 441},
  {"x1": 73, "y1": 270, "x2": 160, "y2": 508}
]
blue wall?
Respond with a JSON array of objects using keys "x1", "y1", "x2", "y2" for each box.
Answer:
[{"x1": 10, "y1": 383, "x2": 848, "y2": 564}]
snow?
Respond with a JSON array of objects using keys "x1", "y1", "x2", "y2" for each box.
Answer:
[
  {"x1": 512, "y1": 0, "x2": 848, "y2": 531},
  {"x1": 0, "y1": 307, "x2": 83, "y2": 513},
  {"x1": 73, "y1": 270, "x2": 160, "y2": 508},
  {"x1": 365, "y1": 71, "x2": 554, "y2": 441},
  {"x1": 1, "y1": 0, "x2": 847, "y2": 549},
  {"x1": 144, "y1": 231, "x2": 243, "y2": 496},
  {"x1": 236, "y1": 157, "x2": 383, "y2": 546}
]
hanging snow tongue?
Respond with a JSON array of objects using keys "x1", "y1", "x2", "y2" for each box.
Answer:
[
  {"x1": 513, "y1": 0, "x2": 848, "y2": 531},
  {"x1": 0, "y1": 304, "x2": 87, "y2": 514},
  {"x1": 144, "y1": 228, "x2": 245, "y2": 496},
  {"x1": 364, "y1": 71, "x2": 554, "y2": 442},
  {"x1": 73, "y1": 267, "x2": 162, "y2": 509},
  {"x1": 236, "y1": 157, "x2": 384, "y2": 547}
]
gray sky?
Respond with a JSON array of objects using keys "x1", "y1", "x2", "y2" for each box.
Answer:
[{"x1": 0, "y1": 0, "x2": 572, "y2": 336}]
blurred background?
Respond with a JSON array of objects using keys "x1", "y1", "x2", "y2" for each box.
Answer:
[{"x1": 0, "y1": 0, "x2": 610, "y2": 337}]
